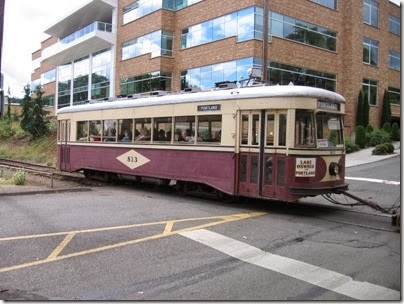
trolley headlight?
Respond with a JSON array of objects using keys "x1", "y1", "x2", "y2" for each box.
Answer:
[{"x1": 329, "y1": 162, "x2": 340, "y2": 176}]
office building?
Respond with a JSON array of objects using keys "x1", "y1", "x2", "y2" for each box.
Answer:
[{"x1": 31, "y1": 0, "x2": 401, "y2": 136}]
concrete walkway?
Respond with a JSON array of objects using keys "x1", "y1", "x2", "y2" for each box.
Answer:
[{"x1": 346, "y1": 141, "x2": 400, "y2": 168}]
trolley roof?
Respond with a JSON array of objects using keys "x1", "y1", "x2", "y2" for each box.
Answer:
[{"x1": 57, "y1": 85, "x2": 345, "y2": 115}]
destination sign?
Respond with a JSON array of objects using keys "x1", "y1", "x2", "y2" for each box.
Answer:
[
  {"x1": 317, "y1": 101, "x2": 339, "y2": 111},
  {"x1": 197, "y1": 104, "x2": 221, "y2": 112}
]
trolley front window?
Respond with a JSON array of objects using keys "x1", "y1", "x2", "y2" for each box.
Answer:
[
  {"x1": 316, "y1": 113, "x2": 344, "y2": 148},
  {"x1": 295, "y1": 110, "x2": 315, "y2": 147}
]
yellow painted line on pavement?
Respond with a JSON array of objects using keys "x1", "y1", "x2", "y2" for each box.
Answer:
[
  {"x1": 163, "y1": 221, "x2": 174, "y2": 235},
  {"x1": 46, "y1": 232, "x2": 76, "y2": 260},
  {"x1": 0, "y1": 212, "x2": 266, "y2": 273}
]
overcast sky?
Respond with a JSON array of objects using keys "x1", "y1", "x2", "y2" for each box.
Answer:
[
  {"x1": 1, "y1": 0, "x2": 402, "y2": 98},
  {"x1": 2, "y1": 0, "x2": 84, "y2": 97}
]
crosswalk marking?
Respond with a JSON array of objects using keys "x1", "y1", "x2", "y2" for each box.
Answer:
[
  {"x1": 180, "y1": 229, "x2": 400, "y2": 301},
  {"x1": 346, "y1": 176, "x2": 400, "y2": 185}
]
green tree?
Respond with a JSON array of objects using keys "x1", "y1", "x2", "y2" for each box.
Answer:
[
  {"x1": 380, "y1": 90, "x2": 391, "y2": 128},
  {"x1": 356, "y1": 90, "x2": 365, "y2": 127},
  {"x1": 30, "y1": 85, "x2": 50, "y2": 138},
  {"x1": 20, "y1": 85, "x2": 50, "y2": 138},
  {"x1": 391, "y1": 122, "x2": 400, "y2": 141},
  {"x1": 20, "y1": 84, "x2": 32, "y2": 132},
  {"x1": 355, "y1": 125, "x2": 367, "y2": 148},
  {"x1": 363, "y1": 90, "x2": 369, "y2": 128}
]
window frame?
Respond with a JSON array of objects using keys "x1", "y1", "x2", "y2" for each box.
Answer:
[
  {"x1": 363, "y1": 0, "x2": 379, "y2": 28},
  {"x1": 363, "y1": 37, "x2": 379, "y2": 66},
  {"x1": 362, "y1": 78, "x2": 378, "y2": 106}
]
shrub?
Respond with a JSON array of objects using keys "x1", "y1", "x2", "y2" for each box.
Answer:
[
  {"x1": 13, "y1": 170, "x2": 26, "y2": 186},
  {"x1": 391, "y1": 123, "x2": 400, "y2": 141},
  {"x1": 382, "y1": 123, "x2": 392, "y2": 134},
  {"x1": 355, "y1": 125, "x2": 367, "y2": 148},
  {"x1": 372, "y1": 143, "x2": 395, "y2": 155},
  {"x1": 0, "y1": 119, "x2": 13, "y2": 139},
  {"x1": 365, "y1": 124, "x2": 374, "y2": 133},
  {"x1": 345, "y1": 138, "x2": 360, "y2": 153},
  {"x1": 368, "y1": 129, "x2": 391, "y2": 147}
]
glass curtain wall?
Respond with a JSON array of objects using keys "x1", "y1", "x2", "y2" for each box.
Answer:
[
  {"x1": 58, "y1": 63, "x2": 72, "y2": 109},
  {"x1": 123, "y1": 0, "x2": 202, "y2": 24},
  {"x1": 73, "y1": 56, "x2": 89, "y2": 105},
  {"x1": 122, "y1": 30, "x2": 173, "y2": 60},
  {"x1": 121, "y1": 71, "x2": 172, "y2": 95},
  {"x1": 181, "y1": 7, "x2": 263, "y2": 49},
  {"x1": 57, "y1": 48, "x2": 111, "y2": 109},
  {"x1": 92, "y1": 49, "x2": 111, "y2": 99},
  {"x1": 180, "y1": 57, "x2": 336, "y2": 91}
]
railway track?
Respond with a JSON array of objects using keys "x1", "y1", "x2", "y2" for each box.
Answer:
[{"x1": 0, "y1": 158, "x2": 88, "y2": 184}]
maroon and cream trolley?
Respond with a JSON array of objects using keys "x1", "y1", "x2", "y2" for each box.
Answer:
[{"x1": 57, "y1": 85, "x2": 347, "y2": 202}]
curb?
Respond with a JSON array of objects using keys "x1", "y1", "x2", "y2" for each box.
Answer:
[{"x1": 0, "y1": 187, "x2": 93, "y2": 197}]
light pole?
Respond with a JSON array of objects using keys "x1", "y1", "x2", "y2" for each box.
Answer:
[
  {"x1": 0, "y1": 0, "x2": 4, "y2": 117},
  {"x1": 262, "y1": 0, "x2": 269, "y2": 84}
]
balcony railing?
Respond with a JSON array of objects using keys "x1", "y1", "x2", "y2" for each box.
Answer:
[
  {"x1": 42, "y1": 21, "x2": 113, "y2": 60},
  {"x1": 60, "y1": 21, "x2": 112, "y2": 45}
]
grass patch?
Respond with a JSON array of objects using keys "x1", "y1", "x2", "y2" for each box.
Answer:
[{"x1": 0, "y1": 133, "x2": 57, "y2": 166}]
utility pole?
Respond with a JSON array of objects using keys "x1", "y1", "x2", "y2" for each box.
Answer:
[
  {"x1": 0, "y1": 0, "x2": 4, "y2": 117},
  {"x1": 262, "y1": 0, "x2": 269, "y2": 84}
]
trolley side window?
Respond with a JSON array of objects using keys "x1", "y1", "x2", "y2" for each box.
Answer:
[
  {"x1": 295, "y1": 110, "x2": 315, "y2": 147},
  {"x1": 278, "y1": 113, "x2": 287, "y2": 146},
  {"x1": 103, "y1": 120, "x2": 117, "y2": 142},
  {"x1": 89, "y1": 120, "x2": 102, "y2": 141},
  {"x1": 266, "y1": 114, "x2": 275, "y2": 146},
  {"x1": 198, "y1": 115, "x2": 222, "y2": 143},
  {"x1": 118, "y1": 119, "x2": 134, "y2": 142},
  {"x1": 316, "y1": 113, "x2": 344, "y2": 148},
  {"x1": 174, "y1": 116, "x2": 195, "y2": 143},
  {"x1": 241, "y1": 114, "x2": 249, "y2": 145},
  {"x1": 77, "y1": 121, "x2": 89, "y2": 141},
  {"x1": 240, "y1": 112, "x2": 260, "y2": 146},
  {"x1": 59, "y1": 120, "x2": 71, "y2": 142},
  {"x1": 153, "y1": 117, "x2": 172, "y2": 142},
  {"x1": 134, "y1": 118, "x2": 151, "y2": 142}
]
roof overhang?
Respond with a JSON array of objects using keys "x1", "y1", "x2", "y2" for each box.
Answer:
[
  {"x1": 45, "y1": 0, "x2": 117, "y2": 39},
  {"x1": 42, "y1": 31, "x2": 115, "y2": 66}
]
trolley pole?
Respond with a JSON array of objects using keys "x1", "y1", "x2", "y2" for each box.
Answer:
[{"x1": 262, "y1": 0, "x2": 269, "y2": 84}]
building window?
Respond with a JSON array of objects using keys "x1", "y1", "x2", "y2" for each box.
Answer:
[
  {"x1": 388, "y1": 87, "x2": 400, "y2": 105},
  {"x1": 123, "y1": 0, "x2": 202, "y2": 24},
  {"x1": 122, "y1": 30, "x2": 173, "y2": 60},
  {"x1": 269, "y1": 62, "x2": 336, "y2": 91},
  {"x1": 56, "y1": 49, "x2": 111, "y2": 109},
  {"x1": 180, "y1": 57, "x2": 336, "y2": 92},
  {"x1": 91, "y1": 49, "x2": 111, "y2": 100},
  {"x1": 363, "y1": 0, "x2": 378, "y2": 27},
  {"x1": 41, "y1": 69, "x2": 56, "y2": 85},
  {"x1": 58, "y1": 63, "x2": 72, "y2": 109},
  {"x1": 73, "y1": 56, "x2": 89, "y2": 105},
  {"x1": 389, "y1": 15, "x2": 400, "y2": 35},
  {"x1": 310, "y1": 0, "x2": 337, "y2": 10},
  {"x1": 31, "y1": 78, "x2": 41, "y2": 90},
  {"x1": 181, "y1": 7, "x2": 263, "y2": 49},
  {"x1": 120, "y1": 71, "x2": 172, "y2": 95},
  {"x1": 388, "y1": 50, "x2": 400, "y2": 71},
  {"x1": 45, "y1": 95, "x2": 55, "y2": 107},
  {"x1": 269, "y1": 12, "x2": 337, "y2": 51},
  {"x1": 363, "y1": 37, "x2": 378, "y2": 66},
  {"x1": 181, "y1": 57, "x2": 259, "y2": 91},
  {"x1": 362, "y1": 78, "x2": 378, "y2": 106}
]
